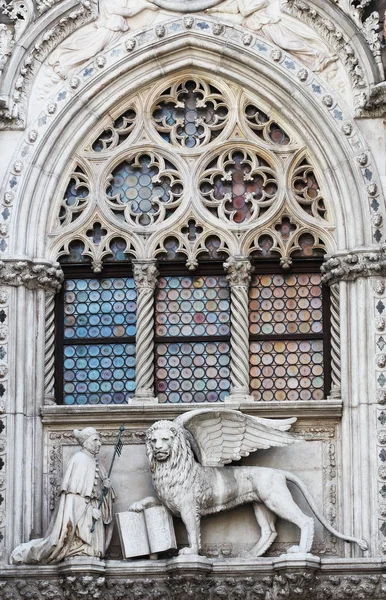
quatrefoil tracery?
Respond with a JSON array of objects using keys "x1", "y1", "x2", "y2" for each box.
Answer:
[
  {"x1": 199, "y1": 148, "x2": 279, "y2": 224},
  {"x1": 152, "y1": 78, "x2": 229, "y2": 148},
  {"x1": 105, "y1": 152, "x2": 183, "y2": 227},
  {"x1": 53, "y1": 75, "x2": 334, "y2": 263}
]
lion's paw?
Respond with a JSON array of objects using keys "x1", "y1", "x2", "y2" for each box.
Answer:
[
  {"x1": 287, "y1": 545, "x2": 302, "y2": 554},
  {"x1": 128, "y1": 501, "x2": 144, "y2": 512},
  {"x1": 178, "y1": 547, "x2": 199, "y2": 556}
]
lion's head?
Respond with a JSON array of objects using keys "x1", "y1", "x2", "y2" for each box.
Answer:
[{"x1": 146, "y1": 420, "x2": 194, "y2": 483}]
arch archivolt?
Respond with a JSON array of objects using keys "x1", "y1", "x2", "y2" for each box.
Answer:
[
  {"x1": 1, "y1": 23, "x2": 384, "y2": 265},
  {"x1": 0, "y1": 0, "x2": 383, "y2": 130}
]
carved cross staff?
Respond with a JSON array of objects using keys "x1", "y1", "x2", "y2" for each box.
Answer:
[{"x1": 90, "y1": 425, "x2": 125, "y2": 533}]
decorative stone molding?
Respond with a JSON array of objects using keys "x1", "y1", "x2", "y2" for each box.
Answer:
[
  {"x1": 373, "y1": 278, "x2": 386, "y2": 552},
  {"x1": 0, "y1": 413, "x2": 5, "y2": 560},
  {"x1": 283, "y1": 0, "x2": 368, "y2": 97},
  {"x1": 224, "y1": 257, "x2": 252, "y2": 402},
  {"x1": 0, "y1": 0, "x2": 98, "y2": 129},
  {"x1": 321, "y1": 248, "x2": 386, "y2": 285},
  {"x1": 1, "y1": 569, "x2": 385, "y2": 600},
  {"x1": 0, "y1": 259, "x2": 63, "y2": 291}
]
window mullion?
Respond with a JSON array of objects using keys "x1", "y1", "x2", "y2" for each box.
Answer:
[{"x1": 133, "y1": 260, "x2": 159, "y2": 402}]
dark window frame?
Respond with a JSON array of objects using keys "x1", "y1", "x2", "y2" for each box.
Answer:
[
  {"x1": 249, "y1": 257, "x2": 331, "y2": 399},
  {"x1": 55, "y1": 262, "x2": 135, "y2": 405},
  {"x1": 154, "y1": 260, "x2": 231, "y2": 403}
]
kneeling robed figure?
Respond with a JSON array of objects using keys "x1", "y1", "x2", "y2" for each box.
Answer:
[{"x1": 129, "y1": 409, "x2": 367, "y2": 557}]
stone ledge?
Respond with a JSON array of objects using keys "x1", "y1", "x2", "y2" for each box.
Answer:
[
  {"x1": 40, "y1": 400, "x2": 343, "y2": 425},
  {"x1": 1, "y1": 557, "x2": 386, "y2": 600}
]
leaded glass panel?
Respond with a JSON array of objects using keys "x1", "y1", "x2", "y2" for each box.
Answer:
[
  {"x1": 156, "y1": 275, "x2": 230, "y2": 338},
  {"x1": 63, "y1": 343, "x2": 136, "y2": 405},
  {"x1": 249, "y1": 271, "x2": 326, "y2": 401},
  {"x1": 155, "y1": 274, "x2": 231, "y2": 403},
  {"x1": 156, "y1": 341, "x2": 231, "y2": 403},
  {"x1": 250, "y1": 340, "x2": 324, "y2": 401},
  {"x1": 63, "y1": 278, "x2": 136, "y2": 340},
  {"x1": 62, "y1": 276, "x2": 136, "y2": 405},
  {"x1": 249, "y1": 274, "x2": 323, "y2": 336}
]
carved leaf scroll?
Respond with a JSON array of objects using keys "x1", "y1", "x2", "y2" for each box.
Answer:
[
  {"x1": 175, "y1": 408, "x2": 298, "y2": 467},
  {"x1": 152, "y1": 79, "x2": 229, "y2": 148},
  {"x1": 200, "y1": 149, "x2": 278, "y2": 224}
]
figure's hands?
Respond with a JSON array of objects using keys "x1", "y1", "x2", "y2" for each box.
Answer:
[
  {"x1": 102, "y1": 478, "x2": 111, "y2": 490},
  {"x1": 92, "y1": 508, "x2": 102, "y2": 521}
]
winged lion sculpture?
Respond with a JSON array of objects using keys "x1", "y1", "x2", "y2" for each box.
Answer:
[{"x1": 129, "y1": 409, "x2": 367, "y2": 557}]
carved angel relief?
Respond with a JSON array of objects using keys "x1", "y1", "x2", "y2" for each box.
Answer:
[{"x1": 129, "y1": 409, "x2": 368, "y2": 558}]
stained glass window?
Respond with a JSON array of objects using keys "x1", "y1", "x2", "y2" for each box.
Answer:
[
  {"x1": 155, "y1": 273, "x2": 231, "y2": 403},
  {"x1": 59, "y1": 274, "x2": 136, "y2": 405},
  {"x1": 106, "y1": 153, "x2": 183, "y2": 227},
  {"x1": 152, "y1": 79, "x2": 228, "y2": 147},
  {"x1": 249, "y1": 269, "x2": 329, "y2": 401}
]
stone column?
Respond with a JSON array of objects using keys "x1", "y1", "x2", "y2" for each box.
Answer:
[
  {"x1": 0, "y1": 260, "x2": 63, "y2": 563},
  {"x1": 133, "y1": 260, "x2": 159, "y2": 402},
  {"x1": 322, "y1": 248, "x2": 386, "y2": 557},
  {"x1": 328, "y1": 282, "x2": 341, "y2": 399},
  {"x1": 223, "y1": 256, "x2": 254, "y2": 403}
]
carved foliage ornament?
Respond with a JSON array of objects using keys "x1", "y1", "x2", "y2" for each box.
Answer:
[
  {"x1": 0, "y1": 573, "x2": 385, "y2": 600},
  {"x1": 321, "y1": 249, "x2": 386, "y2": 285},
  {"x1": 0, "y1": 260, "x2": 63, "y2": 291}
]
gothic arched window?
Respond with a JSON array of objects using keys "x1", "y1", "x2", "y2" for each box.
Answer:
[{"x1": 52, "y1": 75, "x2": 333, "y2": 405}]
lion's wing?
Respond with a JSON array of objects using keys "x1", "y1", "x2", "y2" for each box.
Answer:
[{"x1": 175, "y1": 409, "x2": 299, "y2": 467}]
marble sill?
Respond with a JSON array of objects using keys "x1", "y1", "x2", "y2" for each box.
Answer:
[{"x1": 40, "y1": 399, "x2": 343, "y2": 425}]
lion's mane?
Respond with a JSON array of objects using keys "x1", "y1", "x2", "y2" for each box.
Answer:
[{"x1": 146, "y1": 421, "x2": 197, "y2": 510}]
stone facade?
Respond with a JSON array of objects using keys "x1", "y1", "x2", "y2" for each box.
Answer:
[{"x1": 0, "y1": 0, "x2": 386, "y2": 595}]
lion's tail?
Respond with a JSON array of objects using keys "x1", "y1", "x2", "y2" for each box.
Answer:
[{"x1": 283, "y1": 471, "x2": 368, "y2": 551}]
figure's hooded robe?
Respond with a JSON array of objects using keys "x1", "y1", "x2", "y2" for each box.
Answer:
[{"x1": 11, "y1": 450, "x2": 115, "y2": 564}]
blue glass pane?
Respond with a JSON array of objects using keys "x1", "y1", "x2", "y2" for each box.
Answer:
[
  {"x1": 156, "y1": 341, "x2": 230, "y2": 403},
  {"x1": 64, "y1": 277, "x2": 136, "y2": 339},
  {"x1": 63, "y1": 343, "x2": 136, "y2": 405},
  {"x1": 155, "y1": 275, "x2": 230, "y2": 337}
]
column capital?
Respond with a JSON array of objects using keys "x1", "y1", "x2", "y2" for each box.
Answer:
[
  {"x1": 321, "y1": 246, "x2": 386, "y2": 286},
  {"x1": 223, "y1": 256, "x2": 252, "y2": 288},
  {"x1": 132, "y1": 260, "x2": 159, "y2": 290},
  {"x1": 0, "y1": 258, "x2": 63, "y2": 292}
]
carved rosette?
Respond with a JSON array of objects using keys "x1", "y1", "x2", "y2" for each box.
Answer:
[
  {"x1": 224, "y1": 256, "x2": 252, "y2": 399},
  {"x1": 133, "y1": 260, "x2": 159, "y2": 400}
]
